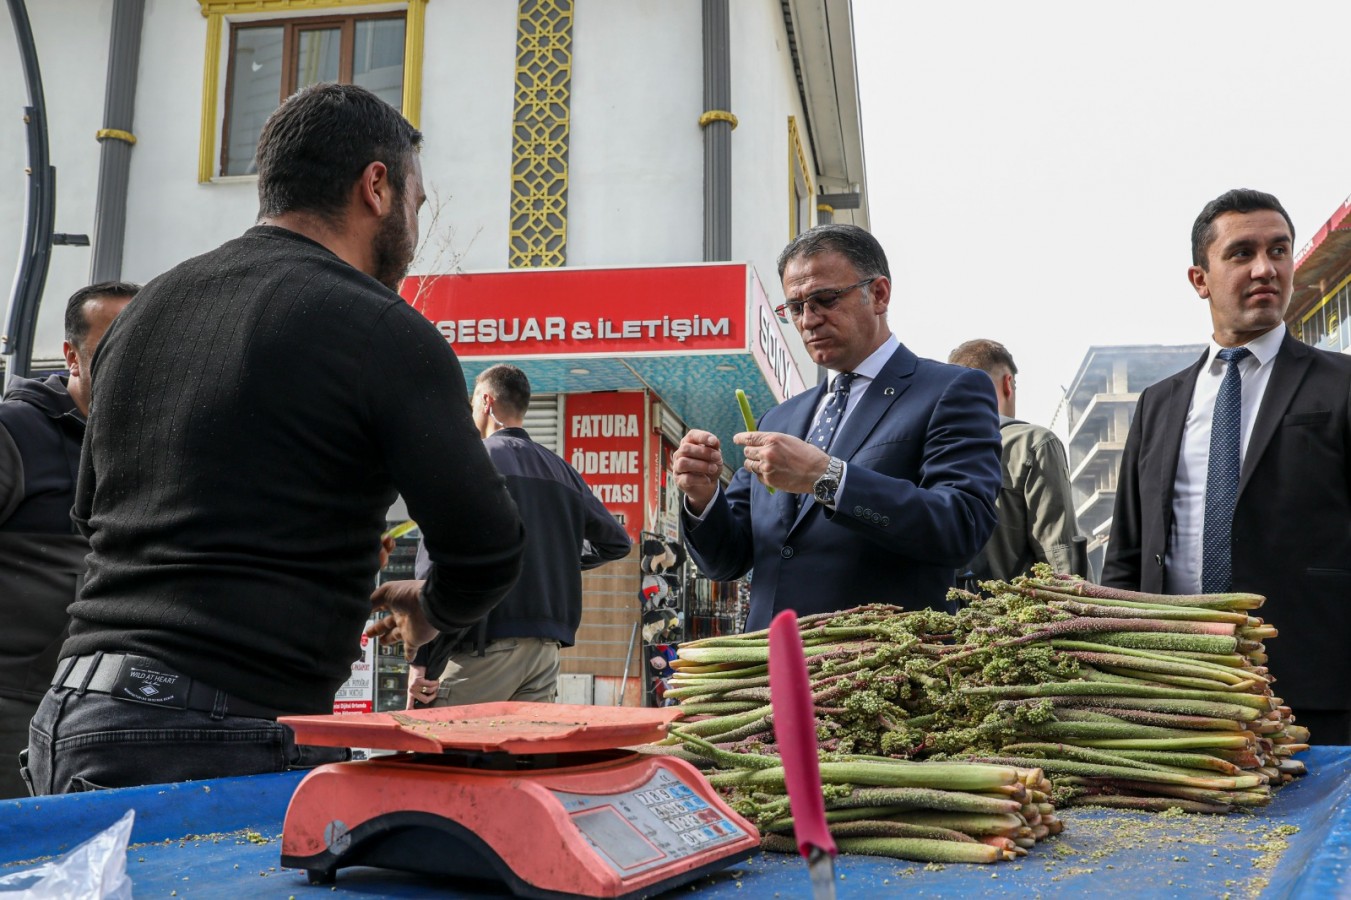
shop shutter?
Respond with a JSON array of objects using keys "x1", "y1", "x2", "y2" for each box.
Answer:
[
  {"x1": 658, "y1": 403, "x2": 685, "y2": 446},
  {"x1": 525, "y1": 393, "x2": 563, "y2": 455}
]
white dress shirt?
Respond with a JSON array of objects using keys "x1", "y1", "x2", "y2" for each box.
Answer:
[
  {"x1": 1164, "y1": 324, "x2": 1284, "y2": 595},
  {"x1": 686, "y1": 334, "x2": 901, "y2": 518},
  {"x1": 812, "y1": 334, "x2": 901, "y2": 504}
]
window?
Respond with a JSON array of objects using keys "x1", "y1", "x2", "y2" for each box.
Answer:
[
  {"x1": 197, "y1": 1, "x2": 428, "y2": 183},
  {"x1": 1300, "y1": 274, "x2": 1351, "y2": 354},
  {"x1": 220, "y1": 12, "x2": 406, "y2": 176}
]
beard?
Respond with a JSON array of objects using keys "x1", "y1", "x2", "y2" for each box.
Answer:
[{"x1": 371, "y1": 204, "x2": 416, "y2": 291}]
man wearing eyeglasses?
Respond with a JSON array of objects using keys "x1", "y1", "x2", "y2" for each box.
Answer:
[{"x1": 674, "y1": 224, "x2": 1002, "y2": 631}]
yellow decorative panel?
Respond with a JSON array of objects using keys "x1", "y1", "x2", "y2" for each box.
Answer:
[{"x1": 510, "y1": 0, "x2": 573, "y2": 269}]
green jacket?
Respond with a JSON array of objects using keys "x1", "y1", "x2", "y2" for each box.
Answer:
[{"x1": 967, "y1": 417, "x2": 1080, "y2": 582}]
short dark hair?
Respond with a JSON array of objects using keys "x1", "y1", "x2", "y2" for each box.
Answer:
[
  {"x1": 948, "y1": 339, "x2": 1017, "y2": 377},
  {"x1": 476, "y1": 364, "x2": 531, "y2": 419},
  {"x1": 255, "y1": 83, "x2": 423, "y2": 224},
  {"x1": 1191, "y1": 189, "x2": 1295, "y2": 269},
  {"x1": 64, "y1": 280, "x2": 140, "y2": 349},
  {"x1": 777, "y1": 223, "x2": 890, "y2": 282}
]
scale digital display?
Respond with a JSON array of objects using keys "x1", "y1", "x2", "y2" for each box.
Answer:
[{"x1": 553, "y1": 768, "x2": 750, "y2": 876}]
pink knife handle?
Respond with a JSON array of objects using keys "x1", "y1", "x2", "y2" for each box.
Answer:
[{"x1": 769, "y1": 609, "x2": 837, "y2": 858}]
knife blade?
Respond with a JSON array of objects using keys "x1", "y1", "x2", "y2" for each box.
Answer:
[{"x1": 769, "y1": 609, "x2": 837, "y2": 900}]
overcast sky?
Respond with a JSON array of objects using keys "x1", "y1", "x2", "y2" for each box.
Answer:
[{"x1": 852, "y1": 0, "x2": 1351, "y2": 431}]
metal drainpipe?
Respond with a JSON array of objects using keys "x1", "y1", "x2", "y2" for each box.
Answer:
[
  {"x1": 88, "y1": 0, "x2": 144, "y2": 283},
  {"x1": 702, "y1": 0, "x2": 732, "y2": 262}
]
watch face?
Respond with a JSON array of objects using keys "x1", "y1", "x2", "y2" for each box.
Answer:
[{"x1": 814, "y1": 475, "x2": 838, "y2": 502}]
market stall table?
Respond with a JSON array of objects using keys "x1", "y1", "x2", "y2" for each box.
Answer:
[{"x1": 2, "y1": 747, "x2": 1348, "y2": 898}]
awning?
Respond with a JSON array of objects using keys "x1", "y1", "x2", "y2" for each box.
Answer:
[
  {"x1": 1292, "y1": 195, "x2": 1351, "y2": 322},
  {"x1": 400, "y1": 263, "x2": 814, "y2": 466}
]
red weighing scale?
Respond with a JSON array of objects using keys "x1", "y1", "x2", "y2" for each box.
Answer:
[{"x1": 278, "y1": 702, "x2": 760, "y2": 898}]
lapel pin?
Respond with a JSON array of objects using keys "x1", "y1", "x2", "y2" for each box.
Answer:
[{"x1": 884, "y1": 387, "x2": 895, "y2": 396}]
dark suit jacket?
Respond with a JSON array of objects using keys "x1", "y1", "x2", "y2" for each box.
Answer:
[
  {"x1": 1103, "y1": 332, "x2": 1351, "y2": 711},
  {"x1": 683, "y1": 342, "x2": 1001, "y2": 632}
]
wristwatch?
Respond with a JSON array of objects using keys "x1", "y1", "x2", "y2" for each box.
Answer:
[{"x1": 812, "y1": 456, "x2": 845, "y2": 506}]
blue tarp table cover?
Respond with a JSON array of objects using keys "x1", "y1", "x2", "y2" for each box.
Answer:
[{"x1": 1, "y1": 747, "x2": 1347, "y2": 898}]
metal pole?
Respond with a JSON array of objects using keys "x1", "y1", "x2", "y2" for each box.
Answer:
[
  {"x1": 702, "y1": 0, "x2": 732, "y2": 261},
  {"x1": 617, "y1": 621, "x2": 639, "y2": 707},
  {"x1": 2, "y1": 0, "x2": 54, "y2": 389},
  {"x1": 89, "y1": 0, "x2": 144, "y2": 283}
]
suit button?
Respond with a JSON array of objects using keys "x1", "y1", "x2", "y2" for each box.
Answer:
[
  {"x1": 781, "y1": 546, "x2": 794, "y2": 559},
  {"x1": 871, "y1": 513, "x2": 881, "y2": 523},
  {"x1": 854, "y1": 505, "x2": 864, "y2": 516},
  {"x1": 1154, "y1": 554, "x2": 1164, "y2": 567},
  {"x1": 881, "y1": 516, "x2": 890, "y2": 526}
]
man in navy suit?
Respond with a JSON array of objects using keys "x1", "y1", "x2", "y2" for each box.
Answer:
[
  {"x1": 674, "y1": 224, "x2": 1001, "y2": 631},
  {"x1": 1104, "y1": 188, "x2": 1351, "y2": 744}
]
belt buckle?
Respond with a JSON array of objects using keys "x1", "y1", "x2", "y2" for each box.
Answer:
[{"x1": 110, "y1": 655, "x2": 191, "y2": 709}]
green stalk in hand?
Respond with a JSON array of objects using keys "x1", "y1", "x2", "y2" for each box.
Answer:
[{"x1": 736, "y1": 389, "x2": 775, "y2": 494}]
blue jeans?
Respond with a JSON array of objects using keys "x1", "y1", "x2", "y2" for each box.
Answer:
[{"x1": 23, "y1": 686, "x2": 347, "y2": 795}]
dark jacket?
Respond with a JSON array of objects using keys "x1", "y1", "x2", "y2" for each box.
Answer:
[
  {"x1": 66, "y1": 226, "x2": 524, "y2": 714},
  {"x1": 0, "y1": 375, "x2": 88, "y2": 701},
  {"x1": 1103, "y1": 332, "x2": 1351, "y2": 711},
  {"x1": 417, "y1": 426, "x2": 630, "y2": 662}
]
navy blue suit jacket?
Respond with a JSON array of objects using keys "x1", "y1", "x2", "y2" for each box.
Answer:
[{"x1": 683, "y1": 342, "x2": 1001, "y2": 632}]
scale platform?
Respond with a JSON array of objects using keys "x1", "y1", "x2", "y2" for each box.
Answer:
[{"x1": 278, "y1": 702, "x2": 761, "y2": 898}]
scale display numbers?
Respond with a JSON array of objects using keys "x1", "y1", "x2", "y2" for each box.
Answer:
[{"x1": 552, "y1": 768, "x2": 749, "y2": 876}]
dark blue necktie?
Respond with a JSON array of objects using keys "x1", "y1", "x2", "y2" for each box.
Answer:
[
  {"x1": 1201, "y1": 347, "x2": 1251, "y2": 594},
  {"x1": 809, "y1": 372, "x2": 858, "y2": 453},
  {"x1": 796, "y1": 373, "x2": 857, "y2": 513}
]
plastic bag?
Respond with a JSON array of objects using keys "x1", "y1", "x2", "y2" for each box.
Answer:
[{"x1": 0, "y1": 808, "x2": 134, "y2": 898}]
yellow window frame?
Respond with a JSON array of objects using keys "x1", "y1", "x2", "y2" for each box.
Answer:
[
  {"x1": 196, "y1": 0, "x2": 429, "y2": 184},
  {"x1": 788, "y1": 115, "x2": 814, "y2": 239}
]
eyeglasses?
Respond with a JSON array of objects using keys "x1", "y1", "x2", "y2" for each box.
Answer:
[{"x1": 774, "y1": 277, "x2": 877, "y2": 321}]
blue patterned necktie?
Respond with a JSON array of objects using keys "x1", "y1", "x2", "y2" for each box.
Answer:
[
  {"x1": 1201, "y1": 347, "x2": 1251, "y2": 594},
  {"x1": 809, "y1": 372, "x2": 858, "y2": 452}
]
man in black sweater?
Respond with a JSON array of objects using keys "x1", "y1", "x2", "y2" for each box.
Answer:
[
  {"x1": 394, "y1": 364, "x2": 631, "y2": 706},
  {"x1": 0, "y1": 282, "x2": 135, "y2": 798},
  {"x1": 23, "y1": 84, "x2": 525, "y2": 794}
]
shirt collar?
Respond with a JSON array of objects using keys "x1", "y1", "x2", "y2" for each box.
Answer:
[
  {"x1": 827, "y1": 333, "x2": 899, "y2": 383},
  {"x1": 1207, "y1": 323, "x2": 1284, "y2": 370}
]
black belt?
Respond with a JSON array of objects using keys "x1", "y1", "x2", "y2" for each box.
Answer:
[{"x1": 53, "y1": 653, "x2": 284, "y2": 720}]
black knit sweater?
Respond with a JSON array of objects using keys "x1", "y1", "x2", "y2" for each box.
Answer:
[{"x1": 67, "y1": 226, "x2": 524, "y2": 714}]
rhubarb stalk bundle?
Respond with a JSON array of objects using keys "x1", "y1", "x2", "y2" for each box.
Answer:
[{"x1": 660, "y1": 566, "x2": 1308, "y2": 853}]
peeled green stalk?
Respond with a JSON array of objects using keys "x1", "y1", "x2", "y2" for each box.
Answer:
[
  {"x1": 833, "y1": 836, "x2": 1005, "y2": 864},
  {"x1": 975, "y1": 756, "x2": 1263, "y2": 790},
  {"x1": 735, "y1": 388, "x2": 774, "y2": 493},
  {"x1": 706, "y1": 761, "x2": 1019, "y2": 792}
]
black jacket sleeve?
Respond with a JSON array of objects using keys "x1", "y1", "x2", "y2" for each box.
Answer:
[{"x1": 578, "y1": 479, "x2": 631, "y2": 570}]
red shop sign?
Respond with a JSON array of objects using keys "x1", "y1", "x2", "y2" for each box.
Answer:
[
  {"x1": 401, "y1": 264, "x2": 748, "y2": 357},
  {"x1": 563, "y1": 392, "x2": 647, "y2": 543}
]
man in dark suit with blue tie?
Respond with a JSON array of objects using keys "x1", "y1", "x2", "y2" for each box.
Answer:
[
  {"x1": 674, "y1": 224, "x2": 1002, "y2": 632},
  {"x1": 1104, "y1": 188, "x2": 1351, "y2": 744}
]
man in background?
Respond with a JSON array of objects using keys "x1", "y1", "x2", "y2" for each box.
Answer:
[
  {"x1": 395, "y1": 364, "x2": 631, "y2": 706},
  {"x1": 949, "y1": 338, "x2": 1082, "y2": 583},
  {"x1": 24, "y1": 83, "x2": 525, "y2": 794},
  {"x1": 0, "y1": 281, "x2": 135, "y2": 797},
  {"x1": 1104, "y1": 188, "x2": 1351, "y2": 744},
  {"x1": 674, "y1": 224, "x2": 1001, "y2": 630}
]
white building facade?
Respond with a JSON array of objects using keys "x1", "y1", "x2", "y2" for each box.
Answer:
[{"x1": 0, "y1": 0, "x2": 869, "y2": 705}]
